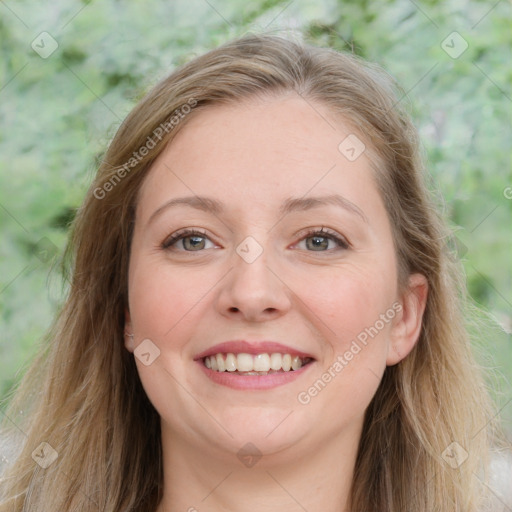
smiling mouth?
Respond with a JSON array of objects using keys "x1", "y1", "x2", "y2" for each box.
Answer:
[{"x1": 203, "y1": 352, "x2": 314, "y2": 375}]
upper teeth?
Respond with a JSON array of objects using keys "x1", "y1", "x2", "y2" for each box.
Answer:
[{"x1": 204, "y1": 353, "x2": 308, "y2": 372}]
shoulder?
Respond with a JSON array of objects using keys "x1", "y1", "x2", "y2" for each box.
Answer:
[{"x1": 486, "y1": 450, "x2": 512, "y2": 509}]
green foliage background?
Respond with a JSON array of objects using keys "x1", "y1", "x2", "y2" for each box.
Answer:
[{"x1": 1, "y1": 0, "x2": 511, "y2": 434}]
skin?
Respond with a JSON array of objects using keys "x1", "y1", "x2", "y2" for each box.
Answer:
[{"x1": 124, "y1": 92, "x2": 428, "y2": 512}]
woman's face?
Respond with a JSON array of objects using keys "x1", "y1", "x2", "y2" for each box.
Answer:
[{"x1": 125, "y1": 93, "x2": 427, "y2": 464}]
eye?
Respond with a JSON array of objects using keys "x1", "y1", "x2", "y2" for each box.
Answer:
[
  {"x1": 295, "y1": 227, "x2": 349, "y2": 252},
  {"x1": 162, "y1": 229, "x2": 215, "y2": 251},
  {"x1": 161, "y1": 227, "x2": 349, "y2": 253}
]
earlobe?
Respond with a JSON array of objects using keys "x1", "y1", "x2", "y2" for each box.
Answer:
[
  {"x1": 124, "y1": 308, "x2": 135, "y2": 352},
  {"x1": 386, "y1": 273, "x2": 428, "y2": 366}
]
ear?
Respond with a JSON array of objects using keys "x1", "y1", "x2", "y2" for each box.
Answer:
[
  {"x1": 124, "y1": 308, "x2": 135, "y2": 353},
  {"x1": 386, "y1": 273, "x2": 428, "y2": 366}
]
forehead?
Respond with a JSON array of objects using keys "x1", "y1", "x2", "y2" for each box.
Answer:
[{"x1": 136, "y1": 94, "x2": 382, "y2": 222}]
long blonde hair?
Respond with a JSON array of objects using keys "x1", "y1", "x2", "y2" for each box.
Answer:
[{"x1": 0, "y1": 33, "x2": 498, "y2": 511}]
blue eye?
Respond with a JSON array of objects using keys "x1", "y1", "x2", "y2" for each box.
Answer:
[
  {"x1": 162, "y1": 227, "x2": 349, "y2": 253},
  {"x1": 297, "y1": 227, "x2": 349, "y2": 252},
  {"x1": 162, "y1": 229, "x2": 213, "y2": 251}
]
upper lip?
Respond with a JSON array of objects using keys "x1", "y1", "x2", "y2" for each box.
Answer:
[{"x1": 194, "y1": 341, "x2": 315, "y2": 360}]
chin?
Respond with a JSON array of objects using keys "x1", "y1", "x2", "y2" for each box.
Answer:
[{"x1": 209, "y1": 407, "x2": 311, "y2": 458}]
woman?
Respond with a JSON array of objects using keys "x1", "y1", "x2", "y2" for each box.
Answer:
[{"x1": 0, "y1": 33, "x2": 502, "y2": 511}]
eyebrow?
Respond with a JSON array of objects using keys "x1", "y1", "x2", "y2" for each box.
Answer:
[{"x1": 147, "y1": 193, "x2": 368, "y2": 226}]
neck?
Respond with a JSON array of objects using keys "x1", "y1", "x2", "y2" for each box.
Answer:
[{"x1": 156, "y1": 421, "x2": 361, "y2": 512}]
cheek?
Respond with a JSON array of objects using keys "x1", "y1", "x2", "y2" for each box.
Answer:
[
  {"x1": 127, "y1": 257, "x2": 215, "y2": 342},
  {"x1": 294, "y1": 268, "x2": 394, "y2": 426},
  {"x1": 296, "y1": 263, "x2": 396, "y2": 346}
]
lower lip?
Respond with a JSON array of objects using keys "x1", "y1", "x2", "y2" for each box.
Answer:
[{"x1": 196, "y1": 360, "x2": 315, "y2": 390}]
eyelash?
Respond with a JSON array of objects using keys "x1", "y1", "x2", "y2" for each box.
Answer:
[
  {"x1": 161, "y1": 227, "x2": 350, "y2": 252},
  {"x1": 161, "y1": 229, "x2": 210, "y2": 250}
]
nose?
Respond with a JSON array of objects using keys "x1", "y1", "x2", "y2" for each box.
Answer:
[{"x1": 215, "y1": 239, "x2": 292, "y2": 323}]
